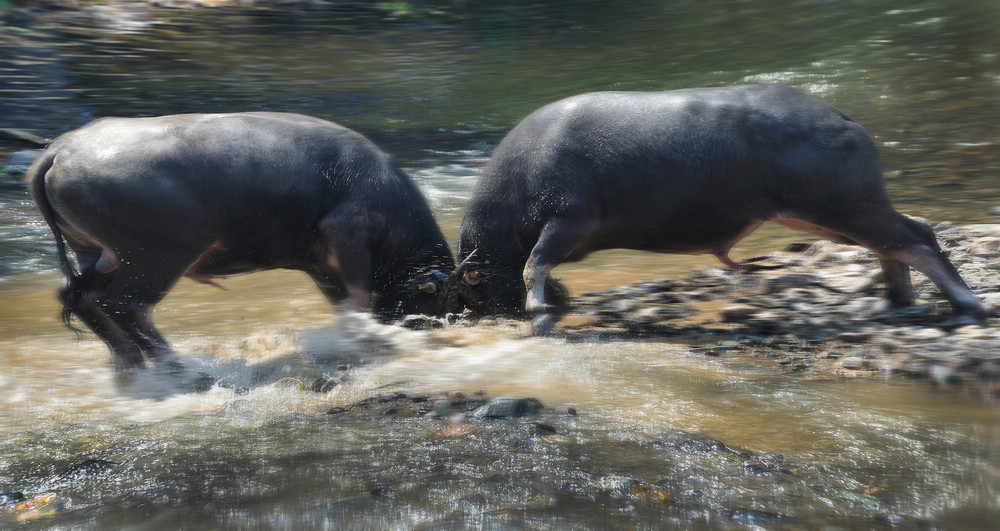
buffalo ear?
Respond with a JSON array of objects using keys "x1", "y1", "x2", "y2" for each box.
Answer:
[
  {"x1": 463, "y1": 271, "x2": 482, "y2": 286},
  {"x1": 419, "y1": 282, "x2": 438, "y2": 294}
]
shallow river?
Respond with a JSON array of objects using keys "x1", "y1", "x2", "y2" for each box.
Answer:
[{"x1": 2, "y1": 0, "x2": 999, "y2": 527}]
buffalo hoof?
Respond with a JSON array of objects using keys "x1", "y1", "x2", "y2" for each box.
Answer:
[
  {"x1": 940, "y1": 311, "x2": 989, "y2": 330},
  {"x1": 155, "y1": 357, "x2": 186, "y2": 375},
  {"x1": 531, "y1": 313, "x2": 555, "y2": 336}
]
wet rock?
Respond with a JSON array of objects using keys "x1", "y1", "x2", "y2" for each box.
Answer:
[
  {"x1": 528, "y1": 422, "x2": 557, "y2": 437},
  {"x1": 743, "y1": 458, "x2": 795, "y2": 475},
  {"x1": 900, "y1": 327, "x2": 947, "y2": 341},
  {"x1": 328, "y1": 392, "x2": 430, "y2": 417},
  {"x1": 310, "y1": 376, "x2": 338, "y2": 393},
  {"x1": 719, "y1": 303, "x2": 758, "y2": 322},
  {"x1": 875, "y1": 338, "x2": 901, "y2": 354},
  {"x1": 430, "y1": 397, "x2": 454, "y2": 418},
  {"x1": 898, "y1": 359, "x2": 931, "y2": 378},
  {"x1": 595, "y1": 475, "x2": 641, "y2": 496},
  {"x1": 751, "y1": 273, "x2": 821, "y2": 295},
  {"x1": 363, "y1": 392, "x2": 410, "y2": 404},
  {"x1": 328, "y1": 391, "x2": 498, "y2": 418},
  {"x1": 400, "y1": 315, "x2": 444, "y2": 330},
  {"x1": 952, "y1": 325, "x2": 995, "y2": 340},
  {"x1": 969, "y1": 238, "x2": 1000, "y2": 256},
  {"x1": 820, "y1": 272, "x2": 879, "y2": 294},
  {"x1": 804, "y1": 240, "x2": 866, "y2": 263},
  {"x1": 0, "y1": 492, "x2": 24, "y2": 506},
  {"x1": 837, "y1": 354, "x2": 870, "y2": 371},
  {"x1": 834, "y1": 330, "x2": 872, "y2": 344},
  {"x1": 473, "y1": 396, "x2": 543, "y2": 419}
]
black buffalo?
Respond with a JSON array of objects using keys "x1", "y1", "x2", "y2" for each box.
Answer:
[
  {"x1": 28, "y1": 112, "x2": 466, "y2": 373},
  {"x1": 457, "y1": 84, "x2": 987, "y2": 333}
]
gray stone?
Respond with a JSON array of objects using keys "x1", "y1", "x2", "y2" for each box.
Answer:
[
  {"x1": 838, "y1": 355, "x2": 867, "y2": 370},
  {"x1": 473, "y1": 396, "x2": 543, "y2": 418},
  {"x1": 400, "y1": 315, "x2": 444, "y2": 330},
  {"x1": 595, "y1": 475, "x2": 641, "y2": 496}
]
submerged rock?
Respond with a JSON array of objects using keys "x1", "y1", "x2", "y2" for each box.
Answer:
[
  {"x1": 473, "y1": 397, "x2": 544, "y2": 419},
  {"x1": 400, "y1": 315, "x2": 445, "y2": 330}
]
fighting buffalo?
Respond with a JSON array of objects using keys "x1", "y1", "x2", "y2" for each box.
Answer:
[
  {"x1": 457, "y1": 84, "x2": 987, "y2": 333},
  {"x1": 28, "y1": 112, "x2": 466, "y2": 373}
]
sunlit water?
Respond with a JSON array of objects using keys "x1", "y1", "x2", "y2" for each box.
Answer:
[{"x1": 2, "y1": 0, "x2": 1000, "y2": 527}]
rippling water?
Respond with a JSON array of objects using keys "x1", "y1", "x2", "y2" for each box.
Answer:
[{"x1": 2, "y1": 0, "x2": 999, "y2": 527}]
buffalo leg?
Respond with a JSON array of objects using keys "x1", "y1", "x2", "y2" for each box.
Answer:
[
  {"x1": 524, "y1": 216, "x2": 600, "y2": 334},
  {"x1": 104, "y1": 302, "x2": 182, "y2": 372},
  {"x1": 785, "y1": 210, "x2": 986, "y2": 325},
  {"x1": 60, "y1": 267, "x2": 146, "y2": 372},
  {"x1": 878, "y1": 257, "x2": 915, "y2": 308},
  {"x1": 317, "y1": 214, "x2": 374, "y2": 310},
  {"x1": 307, "y1": 272, "x2": 349, "y2": 305},
  {"x1": 87, "y1": 253, "x2": 190, "y2": 372}
]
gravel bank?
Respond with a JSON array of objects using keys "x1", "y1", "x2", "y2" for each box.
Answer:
[{"x1": 550, "y1": 223, "x2": 999, "y2": 395}]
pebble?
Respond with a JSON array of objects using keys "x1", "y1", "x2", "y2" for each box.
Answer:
[
  {"x1": 836, "y1": 331, "x2": 873, "y2": 344},
  {"x1": 719, "y1": 303, "x2": 758, "y2": 321},
  {"x1": 595, "y1": 475, "x2": 640, "y2": 495},
  {"x1": 901, "y1": 328, "x2": 947, "y2": 341},
  {"x1": 838, "y1": 356, "x2": 868, "y2": 371}
]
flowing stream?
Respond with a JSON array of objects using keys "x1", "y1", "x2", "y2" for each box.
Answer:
[{"x1": 2, "y1": 1, "x2": 999, "y2": 527}]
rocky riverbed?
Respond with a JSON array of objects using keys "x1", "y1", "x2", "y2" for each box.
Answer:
[{"x1": 546, "y1": 223, "x2": 1000, "y2": 396}]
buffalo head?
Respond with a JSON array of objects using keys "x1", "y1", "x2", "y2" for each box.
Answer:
[
  {"x1": 444, "y1": 251, "x2": 569, "y2": 320},
  {"x1": 374, "y1": 250, "x2": 479, "y2": 321}
]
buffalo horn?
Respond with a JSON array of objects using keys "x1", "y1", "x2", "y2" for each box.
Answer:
[{"x1": 434, "y1": 249, "x2": 477, "y2": 315}]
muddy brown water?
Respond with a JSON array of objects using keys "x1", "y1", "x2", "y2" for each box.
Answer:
[{"x1": 2, "y1": 1, "x2": 1000, "y2": 527}]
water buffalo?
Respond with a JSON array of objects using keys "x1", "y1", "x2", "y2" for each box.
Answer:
[
  {"x1": 456, "y1": 84, "x2": 988, "y2": 333},
  {"x1": 28, "y1": 112, "x2": 467, "y2": 373}
]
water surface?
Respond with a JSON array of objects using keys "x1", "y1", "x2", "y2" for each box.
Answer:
[{"x1": 2, "y1": 0, "x2": 999, "y2": 527}]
